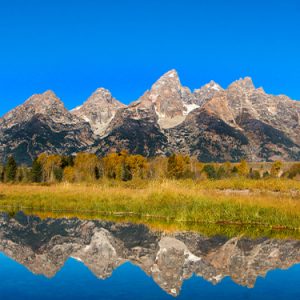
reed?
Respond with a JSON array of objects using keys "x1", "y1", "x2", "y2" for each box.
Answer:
[{"x1": 0, "y1": 179, "x2": 299, "y2": 237}]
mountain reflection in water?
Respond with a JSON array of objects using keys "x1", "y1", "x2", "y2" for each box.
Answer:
[{"x1": 0, "y1": 211, "x2": 299, "y2": 299}]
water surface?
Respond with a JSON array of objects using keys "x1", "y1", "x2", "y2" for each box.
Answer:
[{"x1": 0, "y1": 212, "x2": 299, "y2": 299}]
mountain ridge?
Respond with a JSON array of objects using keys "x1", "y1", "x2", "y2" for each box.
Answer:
[{"x1": 1, "y1": 70, "x2": 300, "y2": 163}]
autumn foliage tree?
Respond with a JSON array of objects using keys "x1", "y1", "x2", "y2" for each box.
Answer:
[
  {"x1": 286, "y1": 163, "x2": 300, "y2": 179},
  {"x1": 237, "y1": 160, "x2": 249, "y2": 177},
  {"x1": 167, "y1": 154, "x2": 192, "y2": 179},
  {"x1": 73, "y1": 153, "x2": 100, "y2": 182},
  {"x1": 37, "y1": 154, "x2": 62, "y2": 182},
  {"x1": 270, "y1": 161, "x2": 283, "y2": 177},
  {"x1": 148, "y1": 157, "x2": 168, "y2": 179},
  {"x1": 0, "y1": 151, "x2": 294, "y2": 183},
  {"x1": 102, "y1": 151, "x2": 149, "y2": 181},
  {"x1": 63, "y1": 166, "x2": 76, "y2": 183}
]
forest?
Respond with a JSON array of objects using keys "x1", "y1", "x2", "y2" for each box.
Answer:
[{"x1": 1, "y1": 151, "x2": 300, "y2": 184}]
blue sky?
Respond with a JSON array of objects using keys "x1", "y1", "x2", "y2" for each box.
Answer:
[{"x1": 0, "y1": 0, "x2": 299, "y2": 116}]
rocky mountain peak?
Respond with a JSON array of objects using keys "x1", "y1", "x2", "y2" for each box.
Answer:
[
  {"x1": 72, "y1": 88, "x2": 125, "y2": 136},
  {"x1": 229, "y1": 77, "x2": 255, "y2": 91},
  {"x1": 0, "y1": 90, "x2": 95, "y2": 164},
  {"x1": 207, "y1": 80, "x2": 223, "y2": 91},
  {"x1": 86, "y1": 88, "x2": 115, "y2": 105},
  {"x1": 42, "y1": 89, "x2": 59, "y2": 97},
  {"x1": 2, "y1": 72, "x2": 300, "y2": 164},
  {"x1": 194, "y1": 80, "x2": 223, "y2": 93},
  {"x1": 26, "y1": 89, "x2": 61, "y2": 104},
  {"x1": 1, "y1": 91, "x2": 69, "y2": 125},
  {"x1": 150, "y1": 69, "x2": 181, "y2": 91},
  {"x1": 157, "y1": 69, "x2": 180, "y2": 81},
  {"x1": 136, "y1": 69, "x2": 192, "y2": 129},
  {"x1": 193, "y1": 80, "x2": 224, "y2": 107}
]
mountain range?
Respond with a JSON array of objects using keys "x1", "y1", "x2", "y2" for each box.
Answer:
[
  {"x1": 1, "y1": 212, "x2": 299, "y2": 296},
  {"x1": 1, "y1": 70, "x2": 300, "y2": 164}
]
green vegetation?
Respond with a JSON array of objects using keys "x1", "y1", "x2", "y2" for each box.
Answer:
[
  {"x1": 1, "y1": 152, "x2": 300, "y2": 184},
  {"x1": 1, "y1": 152, "x2": 300, "y2": 239},
  {"x1": 0, "y1": 179, "x2": 300, "y2": 239},
  {"x1": 4, "y1": 156, "x2": 17, "y2": 182}
]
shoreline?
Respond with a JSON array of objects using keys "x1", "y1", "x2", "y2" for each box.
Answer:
[{"x1": 1, "y1": 179, "x2": 300, "y2": 239}]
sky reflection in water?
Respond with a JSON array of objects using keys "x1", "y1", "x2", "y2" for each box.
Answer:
[{"x1": 0, "y1": 212, "x2": 299, "y2": 300}]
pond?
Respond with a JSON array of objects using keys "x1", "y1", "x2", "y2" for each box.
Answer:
[{"x1": 0, "y1": 211, "x2": 299, "y2": 299}]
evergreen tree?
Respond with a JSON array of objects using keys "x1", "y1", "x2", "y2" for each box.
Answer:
[
  {"x1": 249, "y1": 169, "x2": 261, "y2": 179},
  {"x1": 263, "y1": 171, "x2": 270, "y2": 178},
  {"x1": 286, "y1": 163, "x2": 300, "y2": 179},
  {"x1": 94, "y1": 166, "x2": 101, "y2": 180},
  {"x1": 231, "y1": 166, "x2": 238, "y2": 175},
  {"x1": 61, "y1": 155, "x2": 74, "y2": 168},
  {"x1": 31, "y1": 158, "x2": 43, "y2": 183},
  {"x1": 202, "y1": 164, "x2": 217, "y2": 179},
  {"x1": 167, "y1": 154, "x2": 177, "y2": 178},
  {"x1": 216, "y1": 166, "x2": 226, "y2": 179},
  {"x1": 16, "y1": 167, "x2": 24, "y2": 182},
  {"x1": 5, "y1": 156, "x2": 17, "y2": 182},
  {"x1": 0, "y1": 164, "x2": 4, "y2": 182}
]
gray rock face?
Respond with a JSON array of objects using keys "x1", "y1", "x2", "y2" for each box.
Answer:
[
  {"x1": 165, "y1": 108, "x2": 249, "y2": 162},
  {"x1": 137, "y1": 69, "x2": 192, "y2": 129},
  {"x1": 0, "y1": 91, "x2": 94, "y2": 164},
  {"x1": 193, "y1": 80, "x2": 224, "y2": 106},
  {"x1": 132, "y1": 70, "x2": 222, "y2": 129},
  {"x1": 71, "y1": 88, "x2": 126, "y2": 136},
  {"x1": 1, "y1": 70, "x2": 300, "y2": 163},
  {"x1": 0, "y1": 212, "x2": 299, "y2": 296},
  {"x1": 92, "y1": 71, "x2": 300, "y2": 162},
  {"x1": 226, "y1": 78, "x2": 300, "y2": 147},
  {"x1": 195, "y1": 77, "x2": 300, "y2": 161}
]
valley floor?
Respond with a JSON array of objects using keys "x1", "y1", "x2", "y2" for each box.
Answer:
[{"x1": 0, "y1": 178, "x2": 300, "y2": 239}]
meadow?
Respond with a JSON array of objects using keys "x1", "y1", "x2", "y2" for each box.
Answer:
[{"x1": 1, "y1": 178, "x2": 300, "y2": 239}]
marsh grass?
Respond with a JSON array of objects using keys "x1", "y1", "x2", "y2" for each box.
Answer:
[{"x1": 0, "y1": 179, "x2": 300, "y2": 239}]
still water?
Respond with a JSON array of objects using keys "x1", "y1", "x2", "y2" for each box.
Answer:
[{"x1": 0, "y1": 212, "x2": 299, "y2": 300}]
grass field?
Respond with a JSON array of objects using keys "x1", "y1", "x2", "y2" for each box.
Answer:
[{"x1": 0, "y1": 178, "x2": 300, "y2": 239}]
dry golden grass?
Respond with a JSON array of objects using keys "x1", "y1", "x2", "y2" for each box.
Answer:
[{"x1": 0, "y1": 179, "x2": 300, "y2": 236}]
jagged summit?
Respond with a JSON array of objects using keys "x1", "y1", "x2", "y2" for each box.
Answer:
[
  {"x1": 2, "y1": 90, "x2": 68, "y2": 125},
  {"x1": 86, "y1": 87, "x2": 113, "y2": 103},
  {"x1": 42, "y1": 89, "x2": 59, "y2": 97},
  {"x1": 158, "y1": 69, "x2": 179, "y2": 80},
  {"x1": 137, "y1": 69, "x2": 191, "y2": 129},
  {"x1": 83, "y1": 87, "x2": 118, "y2": 105},
  {"x1": 25, "y1": 90, "x2": 61, "y2": 104},
  {"x1": 206, "y1": 80, "x2": 223, "y2": 91},
  {"x1": 194, "y1": 80, "x2": 223, "y2": 92},
  {"x1": 229, "y1": 77, "x2": 255, "y2": 90},
  {"x1": 193, "y1": 80, "x2": 224, "y2": 107},
  {"x1": 0, "y1": 90, "x2": 94, "y2": 164},
  {"x1": 1, "y1": 70, "x2": 300, "y2": 163},
  {"x1": 72, "y1": 87, "x2": 125, "y2": 136},
  {"x1": 150, "y1": 69, "x2": 182, "y2": 92}
]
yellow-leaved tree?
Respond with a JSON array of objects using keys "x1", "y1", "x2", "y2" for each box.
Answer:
[
  {"x1": 270, "y1": 161, "x2": 283, "y2": 178},
  {"x1": 73, "y1": 153, "x2": 100, "y2": 182},
  {"x1": 38, "y1": 153, "x2": 62, "y2": 182},
  {"x1": 237, "y1": 159, "x2": 249, "y2": 177}
]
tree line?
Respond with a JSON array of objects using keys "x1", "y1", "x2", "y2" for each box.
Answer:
[{"x1": 1, "y1": 151, "x2": 300, "y2": 183}]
